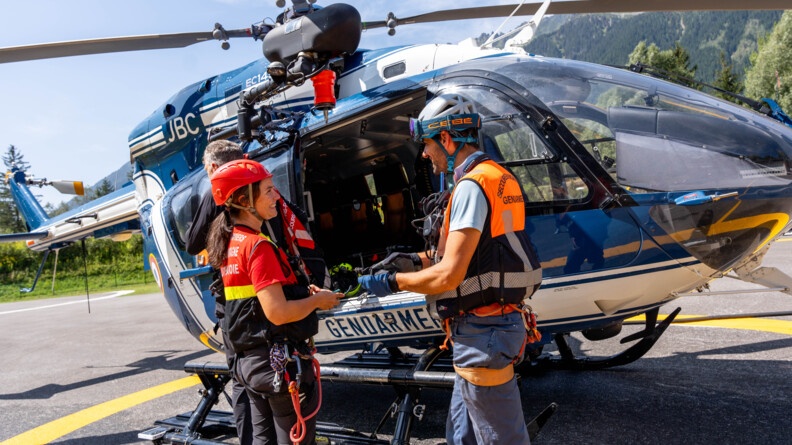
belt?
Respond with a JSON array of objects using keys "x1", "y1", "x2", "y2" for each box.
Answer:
[
  {"x1": 454, "y1": 364, "x2": 515, "y2": 386},
  {"x1": 468, "y1": 302, "x2": 518, "y2": 317}
]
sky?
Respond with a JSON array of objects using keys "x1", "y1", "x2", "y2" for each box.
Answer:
[{"x1": 0, "y1": 0, "x2": 530, "y2": 207}]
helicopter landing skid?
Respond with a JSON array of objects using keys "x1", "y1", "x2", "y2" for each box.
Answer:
[
  {"x1": 138, "y1": 361, "x2": 387, "y2": 445},
  {"x1": 140, "y1": 346, "x2": 556, "y2": 444},
  {"x1": 522, "y1": 307, "x2": 682, "y2": 373},
  {"x1": 322, "y1": 345, "x2": 556, "y2": 444}
]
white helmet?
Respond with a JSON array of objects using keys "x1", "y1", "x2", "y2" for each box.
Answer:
[
  {"x1": 410, "y1": 93, "x2": 480, "y2": 143},
  {"x1": 417, "y1": 93, "x2": 477, "y2": 122}
]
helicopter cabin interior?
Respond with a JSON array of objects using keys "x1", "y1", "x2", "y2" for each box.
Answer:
[
  {"x1": 298, "y1": 91, "x2": 431, "y2": 267},
  {"x1": 167, "y1": 84, "x2": 603, "y2": 276}
]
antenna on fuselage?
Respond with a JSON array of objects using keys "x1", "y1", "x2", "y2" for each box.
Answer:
[{"x1": 276, "y1": 0, "x2": 317, "y2": 7}]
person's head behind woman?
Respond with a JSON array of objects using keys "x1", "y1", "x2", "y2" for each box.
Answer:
[{"x1": 206, "y1": 159, "x2": 279, "y2": 268}]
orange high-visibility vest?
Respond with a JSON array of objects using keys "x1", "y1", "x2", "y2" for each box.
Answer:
[{"x1": 427, "y1": 158, "x2": 542, "y2": 320}]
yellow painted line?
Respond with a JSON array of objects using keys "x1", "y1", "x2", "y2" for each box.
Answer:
[
  {"x1": 627, "y1": 314, "x2": 792, "y2": 336},
  {"x1": 1, "y1": 375, "x2": 200, "y2": 445},
  {"x1": 777, "y1": 237, "x2": 792, "y2": 242}
]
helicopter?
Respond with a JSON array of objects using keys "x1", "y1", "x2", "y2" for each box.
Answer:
[{"x1": 4, "y1": 0, "x2": 792, "y2": 443}]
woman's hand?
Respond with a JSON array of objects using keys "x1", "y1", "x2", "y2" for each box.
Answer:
[{"x1": 312, "y1": 289, "x2": 343, "y2": 310}]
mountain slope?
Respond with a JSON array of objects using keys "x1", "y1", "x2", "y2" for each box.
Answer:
[{"x1": 523, "y1": 11, "x2": 783, "y2": 83}]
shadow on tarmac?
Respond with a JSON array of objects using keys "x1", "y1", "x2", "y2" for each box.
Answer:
[{"x1": 0, "y1": 349, "x2": 212, "y2": 400}]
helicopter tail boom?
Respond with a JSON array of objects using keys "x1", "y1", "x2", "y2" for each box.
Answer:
[{"x1": 6, "y1": 167, "x2": 49, "y2": 231}]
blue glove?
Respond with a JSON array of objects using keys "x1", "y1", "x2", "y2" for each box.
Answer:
[{"x1": 358, "y1": 273, "x2": 396, "y2": 297}]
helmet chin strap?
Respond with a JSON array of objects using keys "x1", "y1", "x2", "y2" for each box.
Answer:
[
  {"x1": 436, "y1": 135, "x2": 461, "y2": 176},
  {"x1": 227, "y1": 183, "x2": 265, "y2": 222}
]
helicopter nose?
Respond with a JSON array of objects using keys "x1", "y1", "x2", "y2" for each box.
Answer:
[{"x1": 649, "y1": 188, "x2": 792, "y2": 272}]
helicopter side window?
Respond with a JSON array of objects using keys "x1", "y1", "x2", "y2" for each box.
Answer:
[
  {"x1": 257, "y1": 147, "x2": 294, "y2": 204},
  {"x1": 170, "y1": 185, "x2": 199, "y2": 248},
  {"x1": 163, "y1": 171, "x2": 212, "y2": 256},
  {"x1": 451, "y1": 87, "x2": 590, "y2": 204},
  {"x1": 383, "y1": 61, "x2": 406, "y2": 79},
  {"x1": 484, "y1": 118, "x2": 590, "y2": 203},
  {"x1": 546, "y1": 101, "x2": 618, "y2": 181}
]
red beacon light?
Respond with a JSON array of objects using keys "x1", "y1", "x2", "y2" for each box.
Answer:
[{"x1": 312, "y1": 69, "x2": 337, "y2": 123}]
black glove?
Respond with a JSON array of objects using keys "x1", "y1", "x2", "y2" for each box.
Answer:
[{"x1": 371, "y1": 252, "x2": 422, "y2": 274}]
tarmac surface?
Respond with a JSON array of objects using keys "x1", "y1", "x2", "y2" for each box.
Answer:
[{"x1": 1, "y1": 242, "x2": 791, "y2": 445}]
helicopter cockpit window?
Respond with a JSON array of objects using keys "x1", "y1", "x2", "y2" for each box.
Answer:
[
  {"x1": 586, "y1": 80, "x2": 791, "y2": 191},
  {"x1": 494, "y1": 58, "x2": 792, "y2": 192},
  {"x1": 458, "y1": 88, "x2": 591, "y2": 203}
]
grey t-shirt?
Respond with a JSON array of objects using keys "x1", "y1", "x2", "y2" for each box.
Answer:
[{"x1": 448, "y1": 179, "x2": 487, "y2": 233}]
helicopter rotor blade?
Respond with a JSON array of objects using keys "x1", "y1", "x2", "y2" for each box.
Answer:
[
  {"x1": 5, "y1": 0, "x2": 788, "y2": 63},
  {"x1": 0, "y1": 28, "x2": 252, "y2": 64},
  {"x1": 363, "y1": 0, "x2": 790, "y2": 31}
]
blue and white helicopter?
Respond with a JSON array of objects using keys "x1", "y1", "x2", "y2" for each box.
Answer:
[{"x1": 4, "y1": 0, "x2": 792, "y2": 443}]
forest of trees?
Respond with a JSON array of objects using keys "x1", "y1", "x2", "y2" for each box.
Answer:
[
  {"x1": 745, "y1": 12, "x2": 792, "y2": 112},
  {"x1": 523, "y1": 10, "x2": 783, "y2": 84}
]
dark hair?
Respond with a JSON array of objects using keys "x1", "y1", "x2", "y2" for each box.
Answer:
[
  {"x1": 207, "y1": 181, "x2": 262, "y2": 268},
  {"x1": 457, "y1": 128, "x2": 480, "y2": 148}
]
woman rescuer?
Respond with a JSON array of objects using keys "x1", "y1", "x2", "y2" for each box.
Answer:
[{"x1": 206, "y1": 159, "x2": 343, "y2": 445}]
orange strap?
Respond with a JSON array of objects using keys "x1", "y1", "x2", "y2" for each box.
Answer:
[
  {"x1": 516, "y1": 305, "x2": 542, "y2": 344},
  {"x1": 440, "y1": 303, "x2": 540, "y2": 351},
  {"x1": 453, "y1": 364, "x2": 515, "y2": 386},
  {"x1": 439, "y1": 318, "x2": 454, "y2": 351},
  {"x1": 468, "y1": 302, "x2": 519, "y2": 317}
]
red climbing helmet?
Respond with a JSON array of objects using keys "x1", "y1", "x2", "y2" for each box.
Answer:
[{"x1": 210, "y1": 159, "x2": 272, "y2": 206}]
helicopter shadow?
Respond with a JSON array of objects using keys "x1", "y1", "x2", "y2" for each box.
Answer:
[
  {"x1": 53, "y1": 431, "x2": 145, "y2": 445},
  {"x1": 520, "y1": 329, "x2": 792, "y2": 444},
  {"x1": 0, "y1": 349, "x2": 214, "y2": 401}
]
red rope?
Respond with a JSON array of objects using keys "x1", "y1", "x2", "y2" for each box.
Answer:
[{"x1": 289, "y1": 358, "x2": 322, "y2": 444}]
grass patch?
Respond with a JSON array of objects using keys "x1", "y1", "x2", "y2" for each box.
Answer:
[
  {"x1": 0, "y1": 236, "x2": 153, "y2": 303},
  {"x1": 0, "y1": 277, "x2": 161, "y2": 304}
]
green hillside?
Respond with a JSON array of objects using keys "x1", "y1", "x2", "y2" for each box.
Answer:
[{"x1": 523, "y1": 11, "x2": 783, "y2": 83}]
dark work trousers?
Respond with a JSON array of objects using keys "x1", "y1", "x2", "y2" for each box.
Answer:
[
  {"x1": 222, "y1": 329, "x2": 257, "y2": 444},
  {"x1": 235, "y1": 345, "x2": 319, "y2": 445}
]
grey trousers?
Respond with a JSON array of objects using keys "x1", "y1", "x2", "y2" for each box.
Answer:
[
  {"x1": 234, "y1": 346, "x2": 318, "y2": 445},
  {"x1": 446, "y1": 312, "x2": 530, "y2": 445}
]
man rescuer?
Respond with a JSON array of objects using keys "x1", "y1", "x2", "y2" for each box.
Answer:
[{"x1": 357, "y1": 93, "x2": 543, "y2": 444}]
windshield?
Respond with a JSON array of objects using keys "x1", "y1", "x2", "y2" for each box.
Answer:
[{"x1": 451, "y1": 56, "x2": 792, "y2": 192}]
